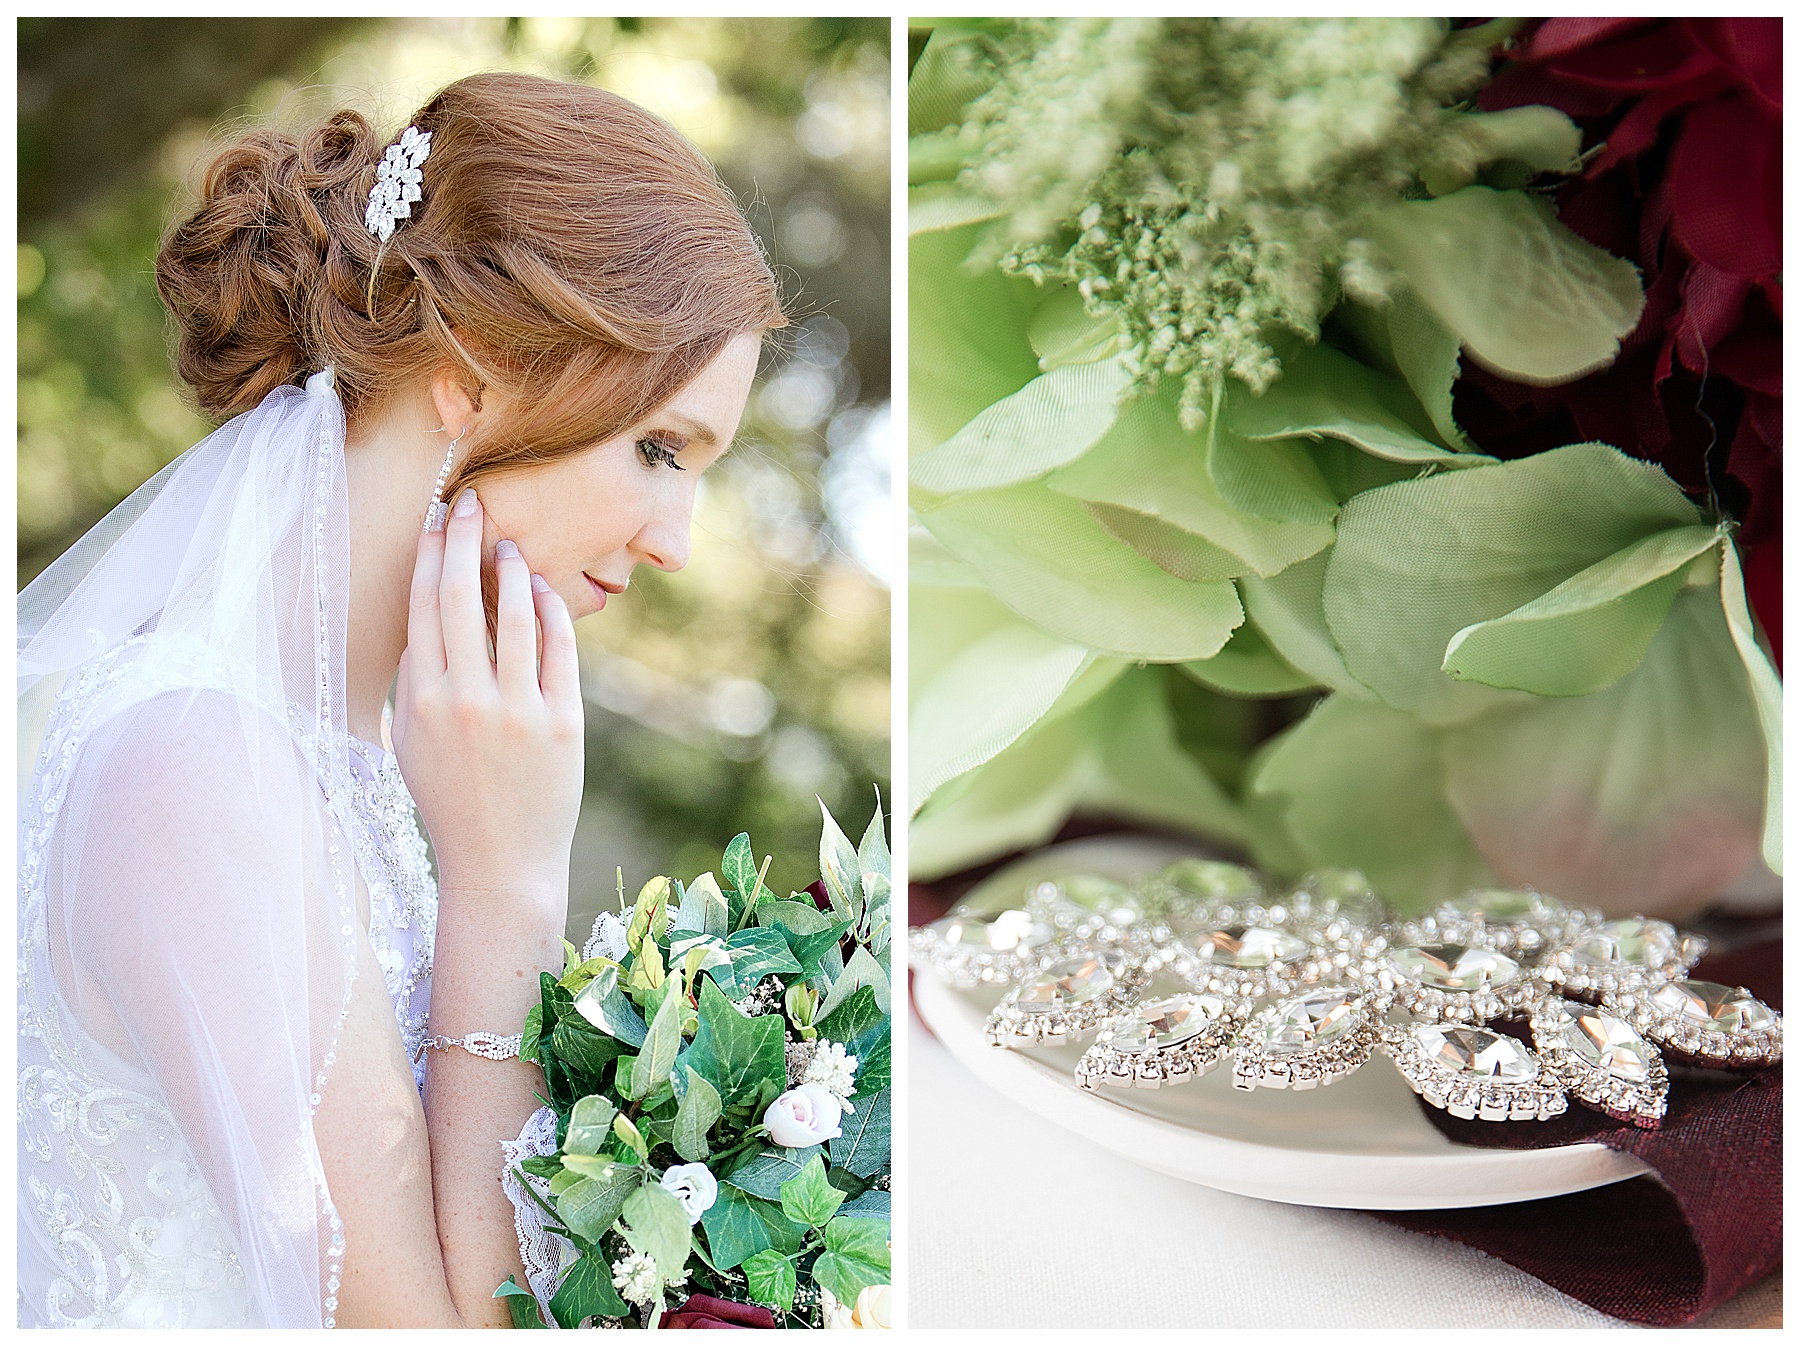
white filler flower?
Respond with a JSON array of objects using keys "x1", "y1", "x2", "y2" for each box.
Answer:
[
  {"x1": 802, "y1": 1040, "x2": 859, "y2": 1107},
  {"x1": 611, "y1": 1251, "x2": 660, "y2": 1307}
]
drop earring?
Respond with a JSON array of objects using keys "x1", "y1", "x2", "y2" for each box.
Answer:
[{"x1": 422, "y1": 425, "x2": 467, "y2": 533}]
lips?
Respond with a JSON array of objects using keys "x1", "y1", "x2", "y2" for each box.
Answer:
[{"x1": 584, "y1": 572, "x2": 624, "y2": 611}]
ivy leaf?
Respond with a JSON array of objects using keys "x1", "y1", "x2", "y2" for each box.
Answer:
[
  {"x1": 857, "y1": 791, "x2": 890, "y2": 889},
  {"x1": 621, "y1": 1184, "x2": 692, "y2": 1292},
  {"x1": 910, "y1": 356, "x2": 1133, "y2": 494},
  {"x1": 700, "y1": 1184, "x2": 805, "y2": 1270},
  {"x1": 721, "y1": 926, "x2": 803, "y2": 988},
  {"x1": 550, "y1": 1018, "x2": 626, "y2": 1093},
  {"x1": 672, "y1": 1066, "x2": 723, "y2": 1163},
  {"x1": 778, "y1": 1154, "x2": 846, "y2": 1229},
  {"x1": 828, "y1": 1088, "x2": 890, "y2": 1180},
  {"x1": 846, "y1": 1023, "x2": 891, "y2": 1095},
  {"x1": 817, "y1": 799, "x2": 864, "y2": 923},
  {"x1": 555, "y1": 1161, "x2": 640, "y2": 1244},
  {"x1": 741, "y1": 1249, "x2": 798, "y2": 1313},
  {"x1": 920, "y1": 480, "x2": 1244, "y2": 660},
  {"x1": 755, "y1": 899, "x2": 836, "y2": 937},
  {"x1": 563, "y1": 1095, "x2": 617, "y2": 1157},
  {"x1": 626, "y1": 981, "x2": 686, "y2": 1101},
  {"x1": 1366, "y1": 185, "x2": 1644, "y2": 386},
  {"x1": 571, "y1": 965, "x2": 648, "y2": 1048},
  {"x1": 676, "y1": 979, "x2": 785, "y2": 1109},
  {"x1": 812, "y1": 1217, "x2": 892, "y2": 1306},
  {"x1": 518, "y1": 1003, "x2": 543, "y2": 1065},
  {"x1": 493, "y1": 1276, "x2": 548, "y2": 1329},
  {"x1": 815, "y1": 946, "x2": 889, "y2": 1024},
  {"x1": 721, "y1": 833, "x2": 764, "y2": 919},
  {"x1": 724, "y1": 1145, "x2": 825, "y2": 1202},
  {"x1": 814, "y1": 985, "x2": 883, "y2": 1047},
  {"x1": 547, "y1": 1247, "x2": 629, "y2": 1327},
  {"x1": 838, "y1": 1188, "x2": 890, "y2": 1219}
]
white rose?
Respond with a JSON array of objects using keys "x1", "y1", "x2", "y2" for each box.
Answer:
[
  {"x1": 762, "y1": 1082, "x2": 843, "y2": 1147},
  {"x1": 852, "y1": 1284, "x2": 891, "y2": 1329},
  {"x1": 659, "y1": 1162, "x2": 718, "y2": 1225}
]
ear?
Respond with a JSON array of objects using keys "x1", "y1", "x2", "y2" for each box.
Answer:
[{"x1": 427, "y1": 369, "x2": 483, "y2": 439}]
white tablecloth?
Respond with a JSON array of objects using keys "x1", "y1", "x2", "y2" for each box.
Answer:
[{"x1": 906, "y1": 1018, "x2": 1779, "y2": 1329}]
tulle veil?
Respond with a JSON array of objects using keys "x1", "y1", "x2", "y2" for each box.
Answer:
[{"x1": 18, "y1": 370, "x2": 361, "y2": 1326}]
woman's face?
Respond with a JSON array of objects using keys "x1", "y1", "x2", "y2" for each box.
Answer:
[{"x1": 475, "y1": 332, "x2": 762, "y2": 620}]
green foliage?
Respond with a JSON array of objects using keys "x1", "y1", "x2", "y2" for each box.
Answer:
[
  {"x1": 702, "y1": 1185, "x2": 805, "y2": 1270},
  {"x1": 494, "y1": 1276, "x2": 549, "y2": 1328},
  {"x1": 677, "y1": 980, "x2": 786, "y2": 1110},
  {"x1": 908, "y1": 18, "x2": 1777, "y2": 912},
  {"x1": 778, "y1": 1155, "x2": 846, "y2": 1228},
  {"x1": 742, "y1": 1249, "x2": 799, "y2": 1313},
  {"x1": 829, "y1": 1090, "x2": 891, "y2": 1179},
  {"x1": 812, "y1": 1217, "x2": 892, "y2": 1307}
]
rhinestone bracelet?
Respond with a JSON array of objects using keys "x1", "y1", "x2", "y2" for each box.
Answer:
[
  {"x1": 911, "y1": 862, "x2": 1781, "y2": 1130},
  {"x1": 415, "y1": 1030, "x2": 524, "y2": 1064}
]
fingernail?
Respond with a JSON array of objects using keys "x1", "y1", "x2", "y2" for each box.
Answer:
[
  {"x1": 530, "y1": 573, "x2": 550, "y2": 594},
  {"x1": 495, "y1": 539, "x2": 520, "y2": 561},
  {"x1": 453, "y1": 488, "x2": 479, "y2": 518}
]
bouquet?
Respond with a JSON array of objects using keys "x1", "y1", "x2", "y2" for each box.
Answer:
[
  {"x1": 495, "y1": 798, "x2": 893, "y2": 1328},
  {"x1": 907, "y1": 17, "x2": 1780, "y2": 919}
]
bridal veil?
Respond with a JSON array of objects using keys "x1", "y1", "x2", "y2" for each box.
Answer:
[{"x1": 18, "y1": 372, "x2": 360, "y2": 1326}]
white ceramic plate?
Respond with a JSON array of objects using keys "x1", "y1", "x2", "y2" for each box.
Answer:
[{"x1": 914, "y1": 837, "x2": 1653, "y2": 1211}]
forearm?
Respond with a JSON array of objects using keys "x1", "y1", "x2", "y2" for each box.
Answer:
[{"x1": 423, "y1": 880, "x2": 568, "y2": 1328}]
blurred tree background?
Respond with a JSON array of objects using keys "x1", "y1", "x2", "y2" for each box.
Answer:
[{"x1": 18, "y1": 17, "x2": 892, "y2": 940}]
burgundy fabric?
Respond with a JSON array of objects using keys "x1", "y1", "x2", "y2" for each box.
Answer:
[
  {"x1": 663, "y1": 1294, "x2": 778, "y2": 1329},
  {"x1": 1375, "y1": 938, "x2": 1782, "y2": 1325},
  {"x1": 911, "y1": 827, "x2": 1781, "y2": 1324}
]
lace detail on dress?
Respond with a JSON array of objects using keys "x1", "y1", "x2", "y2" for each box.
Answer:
[
  {"x1": 17, "y1": 637, "x2": 439, "y2": 1329},
  {"x1": 499, "y1": 1106, "x2": 575, "y2": 1328},
  {"x1": 345, "y1": 744, "x2": 437, "y2": 1090}
]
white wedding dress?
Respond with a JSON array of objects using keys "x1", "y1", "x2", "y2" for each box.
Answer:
[{"x1": 16, "y1": 372, "x2": 557, "y2": 1329}]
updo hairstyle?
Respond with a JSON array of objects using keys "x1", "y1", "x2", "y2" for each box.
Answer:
[{"x1": 155, "y1": 71, "x2": 785, "y2": 497}]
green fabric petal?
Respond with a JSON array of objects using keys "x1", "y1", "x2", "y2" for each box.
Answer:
[
  {"x1": 1719, "y1": 539, "x2": 1783, "y2": 873},
  {"x1": 1179, "y1": 619, "x2": 1321, "y2": 698},
  {"x1": 1365, "y1": 185, "x2": 1645, "y2": 386},
  {"x1": 1237, "y1": 551, "x2": 1374, "y2": 700},
  {"x1": 1324, "y1": 442, "x2": 1702, "y2": 723},
  {"x1": 909, "y1": 222, "x2": 1042, "y2": 455},
  {"x1": 1443, "y1": 524, "x2": 1720, "y2": 697},
  {"x1": 1047, "y1": 385, "x2": 1334, "y2": 578},
  {"x1": 1443, "y1": 586, "x2": 1767, "y2": 916},
  {"x1": 919, "y1": 480, "x2": 1244, "y2": 660},
  {"x1": 1253, "y1": 693, "x2": 1495, "y2": 913}
]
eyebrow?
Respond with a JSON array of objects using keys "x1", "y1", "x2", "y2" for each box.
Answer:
[{"x1": 656, "y1": 411, "x2": 720, "y2": 446}]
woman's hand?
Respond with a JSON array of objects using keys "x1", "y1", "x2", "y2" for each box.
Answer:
[{"x1": 392, "y1": 487, "x2": 585, "y2": 906}]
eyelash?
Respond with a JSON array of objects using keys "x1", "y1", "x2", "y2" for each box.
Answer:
[{"x1": 637, "y1": 437, "x2": 686, "y2": 471}]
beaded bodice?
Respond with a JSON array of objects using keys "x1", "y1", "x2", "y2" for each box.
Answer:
[{"x1": 17, "y1": 641, "x2": 438, "y2": 1329}]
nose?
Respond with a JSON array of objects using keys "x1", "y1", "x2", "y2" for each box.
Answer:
[{"x1": 631, "y1": 499, "x2": 692, "y2": 573}]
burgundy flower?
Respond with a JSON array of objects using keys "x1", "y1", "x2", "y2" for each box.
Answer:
[
  {"x1": 663, "y1": 1293, "x2": 777, "y2": 1329},
  {"x1": 805, "y1": 878, "x2": 832, "y2": 913},
  {"x1": 1459, "y1": 18, "x2": 1782, "y2": 637}
]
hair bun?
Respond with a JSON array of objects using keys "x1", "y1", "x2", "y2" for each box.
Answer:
[{"x1": 157, "y1": 111, "x2": 380, "y2": 419}]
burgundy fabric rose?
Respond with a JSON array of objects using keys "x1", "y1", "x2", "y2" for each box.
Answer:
[
  {"x1": 1458, "y1": 18, "x2": 1782, "y2": 638},
  {"x1": 805, "y1": 878, "x2": 833, "y2": 913},
  {"x1": 663, "y1": 1293, "x2": 777, "y2": 1329}
]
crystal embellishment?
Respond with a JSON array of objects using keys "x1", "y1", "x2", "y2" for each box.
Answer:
[
  {"x1": 1415, "y1": 1025, "x2": 1537, "y2": 1081},
  {"x1": 1577, "y1": 918, "x2": 1678, "y2": 966},
  {"x1": 1017, "y1": 956, "x2": 1115, "y2": 1012},
  {"x1": 1100, "y1": 995, "x2": 1221, "y2": 1054},
  {"x1": 365, "y1": 126, "x2": 433, "y2": 241},
  {"x1": 1557, "y1": 1006, "x2": 1652, "y2": 1082},
  {"x1": 1259, "y1": 988, "x2": 1360, "y2": 1055},
  {"x1": 1650, "y1": 980, "x2": 1778, "y2": 1034},
  {"x1": 935, "y1": 909, "x2": 1052, "y2": 955},
  {"x1": 1189, "y1": 925, "x2": 1308, "y2": 968},
  {"x1": 1387, "y1": 944, "x2": 1519, "y2": 992}
]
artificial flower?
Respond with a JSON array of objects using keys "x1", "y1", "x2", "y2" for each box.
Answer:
[
  {"x1": 763, "y1": 1082, "x2": 844, "y2": 1147},
  {"x1": 819, "y1": 1287, "x2": 855, "y2": 1330},
  {"x1": 852, "y1": 1285, "x2": 892, "y2": 1329},
  {"x1": 660, "y1": 1163, "x2": 719, "y2": 1225},
  {"x1": 662, "y1": 1294, "x2": 778, "y2": 1330}
]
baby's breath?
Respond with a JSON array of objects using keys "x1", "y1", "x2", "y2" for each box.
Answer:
[{"x1": 954, "y1": 18, "x2": 1505, "y2": 426}]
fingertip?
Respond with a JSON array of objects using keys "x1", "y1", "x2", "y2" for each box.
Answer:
[{"x1": 531, "y1": 572, "x2": 550, "y2": 595}]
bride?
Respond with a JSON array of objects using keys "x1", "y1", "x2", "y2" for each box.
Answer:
[{"x1": 18, "y1": 72, "x2": 783, "y2": 1328}]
